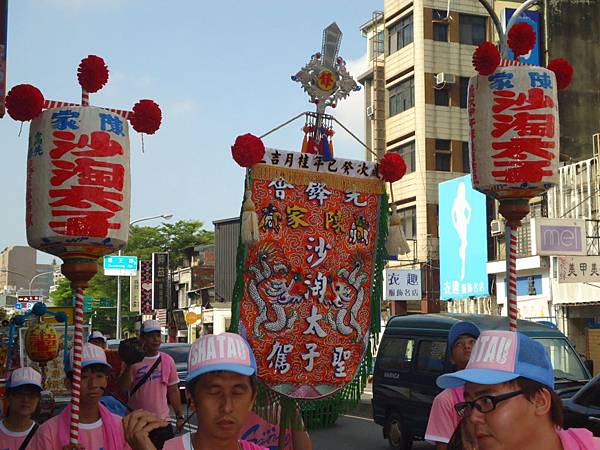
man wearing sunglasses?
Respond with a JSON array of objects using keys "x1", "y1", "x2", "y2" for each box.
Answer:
[
  {"x1": 425, "y1": 321, "x2": 480, "y2": 450},
  {"x1": 437, "y1": 330, "x2": 600, "y2": 450}
]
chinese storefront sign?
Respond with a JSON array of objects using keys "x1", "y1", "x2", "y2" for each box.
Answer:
[
  {"x1": 26, "y1": 106, "x2": 131, "y2": 260},
  {"x1": 237, "y1": 149, "x2": 384, "y2": 399},
  {"x1": 469, "y1": 65, "x2": 559, "y2": 200},
  {"x1": 140, "y1": 260, "x2": 153, "y2": 314},
  {"x1": 384, "y1": 269, "x2": 421, "y2": 301},
  {"x1": 152, "y1": 252, "x2": 170, "y2": 310},
  {"x1": 558, "y1": 256, "x2": 600, "y2": 283},
  {"x1": 130, "y1": 269, "x2": 141, "y2": 313}
]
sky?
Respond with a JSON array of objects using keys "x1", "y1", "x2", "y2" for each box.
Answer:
[{"x1": 0, "y1": 0, "x2": 377, "y2": 263}]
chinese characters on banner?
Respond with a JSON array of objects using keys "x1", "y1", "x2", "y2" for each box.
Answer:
[
  {"x1": 237, "y1": 149, "x2": 384, "y2": 399},
  {"x1": 26, "y1": 106, "x2": 130, "y2": 260},
  {"x1": 385, "y1": 269, "x2": 421, "y2": 301},
  {"x1": 469, "y1": 66, "x2": 559, "y2": 200},
  {"x1": 152, "y1": 252, "x2": 170, "y2": 310},
  {"x1": 140, "y1": 260, "x2": 153, "y2": 314},
  {"x1": 558, "y1": 256, "x2": 600, "y2": 283}
]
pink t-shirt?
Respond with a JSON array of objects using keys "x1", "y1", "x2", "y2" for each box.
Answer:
[
  {"x1": 127, "y1": 352, "x2": 179, "y2": 420},
  {"x1": 163, "y1": 433, "x2": 268, "y2": 450},
  {"x1": 425, "y1": 386, "x2": 464, "y2": 444},
  {"x1": 0, "y1": 420, "x2": 36, "y2": 450},
  {"x1": 239, "y1": 411, "x2": 292, "y2": 450},
  {"x1": 29, "y1": 413, "x2": 131, "y2": 450},
  {"x1": 558, "y1": 428, "x2": 600, "y2": 450}
]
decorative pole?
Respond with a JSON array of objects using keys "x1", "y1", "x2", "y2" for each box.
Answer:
[
  {"x1": 4, "y1": 55, "x2": 162, "y2": 444},
  {"x1": 467, "y1": 2, "x2": 573, "y2": 331}
]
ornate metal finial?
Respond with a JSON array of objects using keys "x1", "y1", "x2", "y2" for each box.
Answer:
[{"x1": 291, "y1": 22, "x2": 360, "y2": 114}]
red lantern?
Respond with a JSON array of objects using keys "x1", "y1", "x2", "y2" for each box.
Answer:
[{"x1": 25, "y1": 322, "x2": 59, "y2": 363}]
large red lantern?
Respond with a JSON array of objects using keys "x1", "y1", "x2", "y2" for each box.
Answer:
[{"x1": 25, "y1": 322, "x2": 60, "y2": 363}]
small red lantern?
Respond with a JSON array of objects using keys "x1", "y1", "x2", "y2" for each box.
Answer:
[{"x1": 25, "y1": 322, "x2": 59, "y2": 363}]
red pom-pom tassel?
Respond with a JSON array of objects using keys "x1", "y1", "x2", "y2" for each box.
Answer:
[
  {"x1": 379, "y1": 152, "x2": 407, "y2": 183},
  {"x1": 473, "y1": 41, "x2": 501, "y2": 76},
  {"x1": 507, "y1": 22, "x2": 536, "y2": 59},
  {"x1": 231, "y1": 134, "x2": 265, "y2": 167},
  {"x1": 5, "y1": 84, "x2": 45, "y2": 122},
  {"x1": 77, "y1": 55, "x2": 109, "y2": 93},
  {"x1": 548, "y1": 58, "x2": 574, "y2": 90},
  {"x1": 130, "y1": 99, "x2": 162, "y2": 134}
]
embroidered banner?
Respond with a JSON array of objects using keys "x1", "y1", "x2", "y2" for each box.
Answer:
[{"x1": 235, "y1": 151, "x2": 385, "y2": 399}]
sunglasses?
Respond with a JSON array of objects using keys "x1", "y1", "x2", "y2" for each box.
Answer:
[{"x1": 455, "y1": 390, "x2": 523, "y2": 417}]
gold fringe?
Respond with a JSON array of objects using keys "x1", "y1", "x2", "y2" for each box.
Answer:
[{"x1": 252, "y1": 164, "x2": 385, "y2": 194}]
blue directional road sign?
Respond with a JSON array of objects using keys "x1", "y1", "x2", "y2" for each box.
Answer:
[{"x1": 103, "y1": 255, "x2": 138, "y2": 276}]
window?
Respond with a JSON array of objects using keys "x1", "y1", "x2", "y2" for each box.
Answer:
[
  {"x1": 462, "y1": 141, "x2": 470, "y2": 173},
  {"x1": 434, "y1": 86, "x2": 450, "y2": 106},
  {"x1": 416, "y1": 340, "x2": 447, "y2": 373},
  {"x1": 460, "y1": 77, "x2": 470, "y2": 109},
  {"x1": 377, "y1": 338, "x2": 415, "y2": 372},
  {"x1": 432, "y1": 10, "x2": 449, "y2": 42},
  {"x1": 396, "y1": 206, "x2": 416, "y2": 240},
  {"x1": 459, "y1": 14, "x2": 486, "y2": 45},
  {"x1": 435, "y1": 139, "x2": 452, "y2": 171},
  {"x1": 389, "y1": 77, "x2": 414, "y2": 117},
  {"x1": 535, "y1": 338, "x2": 588, "y2": 382},
  {"x1": 390, "y1": 142, "x2": 416, "y2": 174},
  {"x1": 388, "y1": 14, "x2": 413, "y2": 54}
]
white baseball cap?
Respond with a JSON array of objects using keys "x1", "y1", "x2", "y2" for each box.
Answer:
[
  {"x1": 141, "y1": 319, "x2": 161, "y2": 334},
  {"x1": 88, "y1": 331, "x2": 107, "y2": 342},
  {"x1": 67, "y1": 343, "x2": 112, "y2": 372},
  {"x1": 7, "y1": 367, "x2": 42, "y2": 391}
]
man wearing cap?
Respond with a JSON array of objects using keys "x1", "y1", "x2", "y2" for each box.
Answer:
[
  {"x1": 437, "y1": 330, "x2": 600, "y2": 450},
  {"x1": 425, "y1": 321, "x2": 480, "y2": 450},
  {"x1": 30, "y1": 343, "x2": 131, "y2": 450},
  {"x1": 0, "y1": 367, "x2": 42, "y2": 449},
  {"x1": 88, "y1": 331, "x2": 108, "y2": 350},
  {"x1": 124, "y1": 332, "x2": 273, "y2": 450},
  {"x1": 118, "y1": 319, "x2": 184, "y2": 435}
]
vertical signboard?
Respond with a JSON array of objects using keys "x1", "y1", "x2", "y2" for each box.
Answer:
[
  {"x1": 140, "y1": 260, "x2": 152, "y2": 314},
  {"x1": 504, "y1": 8, "x2": 541, "y2": 66},
  {"x1": 384, "y1": 269, "x2": 421, "y2": 300},
  {"x1": 152, "y1": 252, "x2": 169, "y2": 310},
  {"x1": 130, "y1": 267, "x2": 141, "y2": 313},
  {"x1": 439, "y1": 175, "x2": 489, "y2": 300},
  {"x1": 0, "y1": 0, "x2": 7, "y2": 118}
]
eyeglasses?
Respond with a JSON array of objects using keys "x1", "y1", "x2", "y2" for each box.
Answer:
[{"x1": 454, "y1": 390, "x2": 523, "y2": 417}]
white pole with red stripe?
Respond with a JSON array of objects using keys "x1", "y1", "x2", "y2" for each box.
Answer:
[
  {"x1": 69, "y1": 287, "x2": 85, "y2": 444},
  {"x1": 505, "y1": 224, "x2": 518, "y2": 332}
]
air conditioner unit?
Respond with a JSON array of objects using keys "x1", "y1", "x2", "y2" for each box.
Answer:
[
  {"x1": 435, "y1": 72, "x2": 456, "y2": 85},
  {"x1": 490, "y1": 219, "x2": 505, "y2": 236},
  {"x1": 366, "y1": 105, "x2": 375, "y2": 119}
]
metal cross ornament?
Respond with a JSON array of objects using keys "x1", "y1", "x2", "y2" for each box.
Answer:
[{"x1": 291, "y1": 22, "x2": 360, "y2": 115}]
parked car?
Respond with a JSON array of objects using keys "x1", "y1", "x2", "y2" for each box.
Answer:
[
  {"x1": 372, "y1": 313, "x2": 592, "y2": 450},
  {"x1": 564, "y1": 372, "x2": 600, "y2": 435},
  {"x1": 160, "y1": 342, "x2": 191, "y2": 403}
]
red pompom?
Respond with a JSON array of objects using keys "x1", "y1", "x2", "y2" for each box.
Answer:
[
  {"x1": 548, "y1": 58, "x2": 574, "y2": 90},
  {"x1": 507, "y1": 22, "x2": 536, "y2": 58},
  {"x1": 77, "y1": 55, "x2": 109, "y2": 93},
  {"x1": 473, "y1": 41, "x2": 501, "y2": 75},
  {"x1": 130, "y1": 99, "x2": 162, "y2": 134},
  {"x1": 5, "y1": 84, "x2": 44, "y2": 122},
  {"x1": 231, "y1": 134, "x2": 265, "y2": 167},
  {"x1": 379, "y1": 152, "x2": 407, "y2": 182}
]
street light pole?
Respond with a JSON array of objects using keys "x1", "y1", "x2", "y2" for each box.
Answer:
[
  {"x1": 115, "y1": 213, "x2": 173, "y2": 339},
  {"x1": 28, "y1": 270, "x2": 55, "y2": 295}
]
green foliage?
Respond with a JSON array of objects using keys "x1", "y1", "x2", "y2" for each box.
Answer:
[{"x1": 49, "y1": 277, "x2": 74, "y2": 307}]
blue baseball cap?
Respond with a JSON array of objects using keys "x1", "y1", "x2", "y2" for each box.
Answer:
[
  {"x1": 448, "y1": 321, "x2": 481, "y2": 348},
  {"x1": 437, "y1": 330, "x2": 554, "y2": 390},
  {"x1": 141, "y1": 319, "x2": 161, "y2": 334}
]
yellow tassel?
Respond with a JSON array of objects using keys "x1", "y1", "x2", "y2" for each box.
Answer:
[
  {"x1": 386, "y1": 204, "x2": 411, "y2": 256},
  {"x1": 241, "y1": 191, "x2": 260, "y2": 245},
  {"x1": 329, "y1": 137, "x2": 334, "y2": 157},
  {"x1": 301, "y1": 134, "x2": 308, "y2": 153}
]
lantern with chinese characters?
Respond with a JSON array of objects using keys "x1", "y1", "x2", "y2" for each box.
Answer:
[
  {"x1": 467, "y1": 16, "x2": 573, "y2": 332},
  {"x1": 4, "y1": 55, "x2": 162, "y2": 446},
  {"x1": 25, "y1": 321, "x2": 59, "y2": 363}
]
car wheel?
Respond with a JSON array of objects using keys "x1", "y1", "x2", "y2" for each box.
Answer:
[{"x1": 386, "y1": 413, "x2": 413, "y2": 450}]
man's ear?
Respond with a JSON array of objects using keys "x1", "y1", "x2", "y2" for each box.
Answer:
[{"x1": 532, "y1": 388, "x2": 552, "y2": 417}]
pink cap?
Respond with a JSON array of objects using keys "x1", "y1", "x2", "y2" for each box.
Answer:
[
  {"x1": 69, "y1": 343, "x2": 112, "y2": 371},
  {"x1": 8, "y1": 367, "x2": 42, "y2": 390},
  {"x1": 186, "y1": 332, "x2": 256, "y2": 384}
]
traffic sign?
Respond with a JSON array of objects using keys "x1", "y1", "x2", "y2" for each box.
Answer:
[
  {"x1": 16, "y1": 295, "x2": 43, "y2": 311},
  {"x1": 103, "y1": 255, "x2": 138, "y2": 276}
]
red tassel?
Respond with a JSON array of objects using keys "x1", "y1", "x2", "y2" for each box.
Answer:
[
  {"x1": 306, "y1": 138, "x2": 319, "y2": 155},
  {"x1": 301, "y1": 133, "x2": 308, "y2": 153}
]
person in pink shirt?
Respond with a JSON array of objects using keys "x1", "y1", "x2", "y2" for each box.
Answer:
[
  {"x1": 437, "y1": 330, "x2": 600, "y2": 450},
  {"x1": 425, "y1": 321, "x2": 480, "y2": 449},
  {"x1": 118, "y1": 319, "x2": 184, "y2": 435},
  {"x1": 0, "y1": 367, "x2": 42, "y2": 450},
  {"x1": 30, "y1": 343, "x2": 131, "y2": 450},
  {"x1": 123, "y1": 332, "x2": 280, "y2": 450}
]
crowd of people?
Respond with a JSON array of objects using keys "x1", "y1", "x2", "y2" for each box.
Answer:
[{"x1": 0, "y1": 319, "x2": 598, "y2": 449}]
